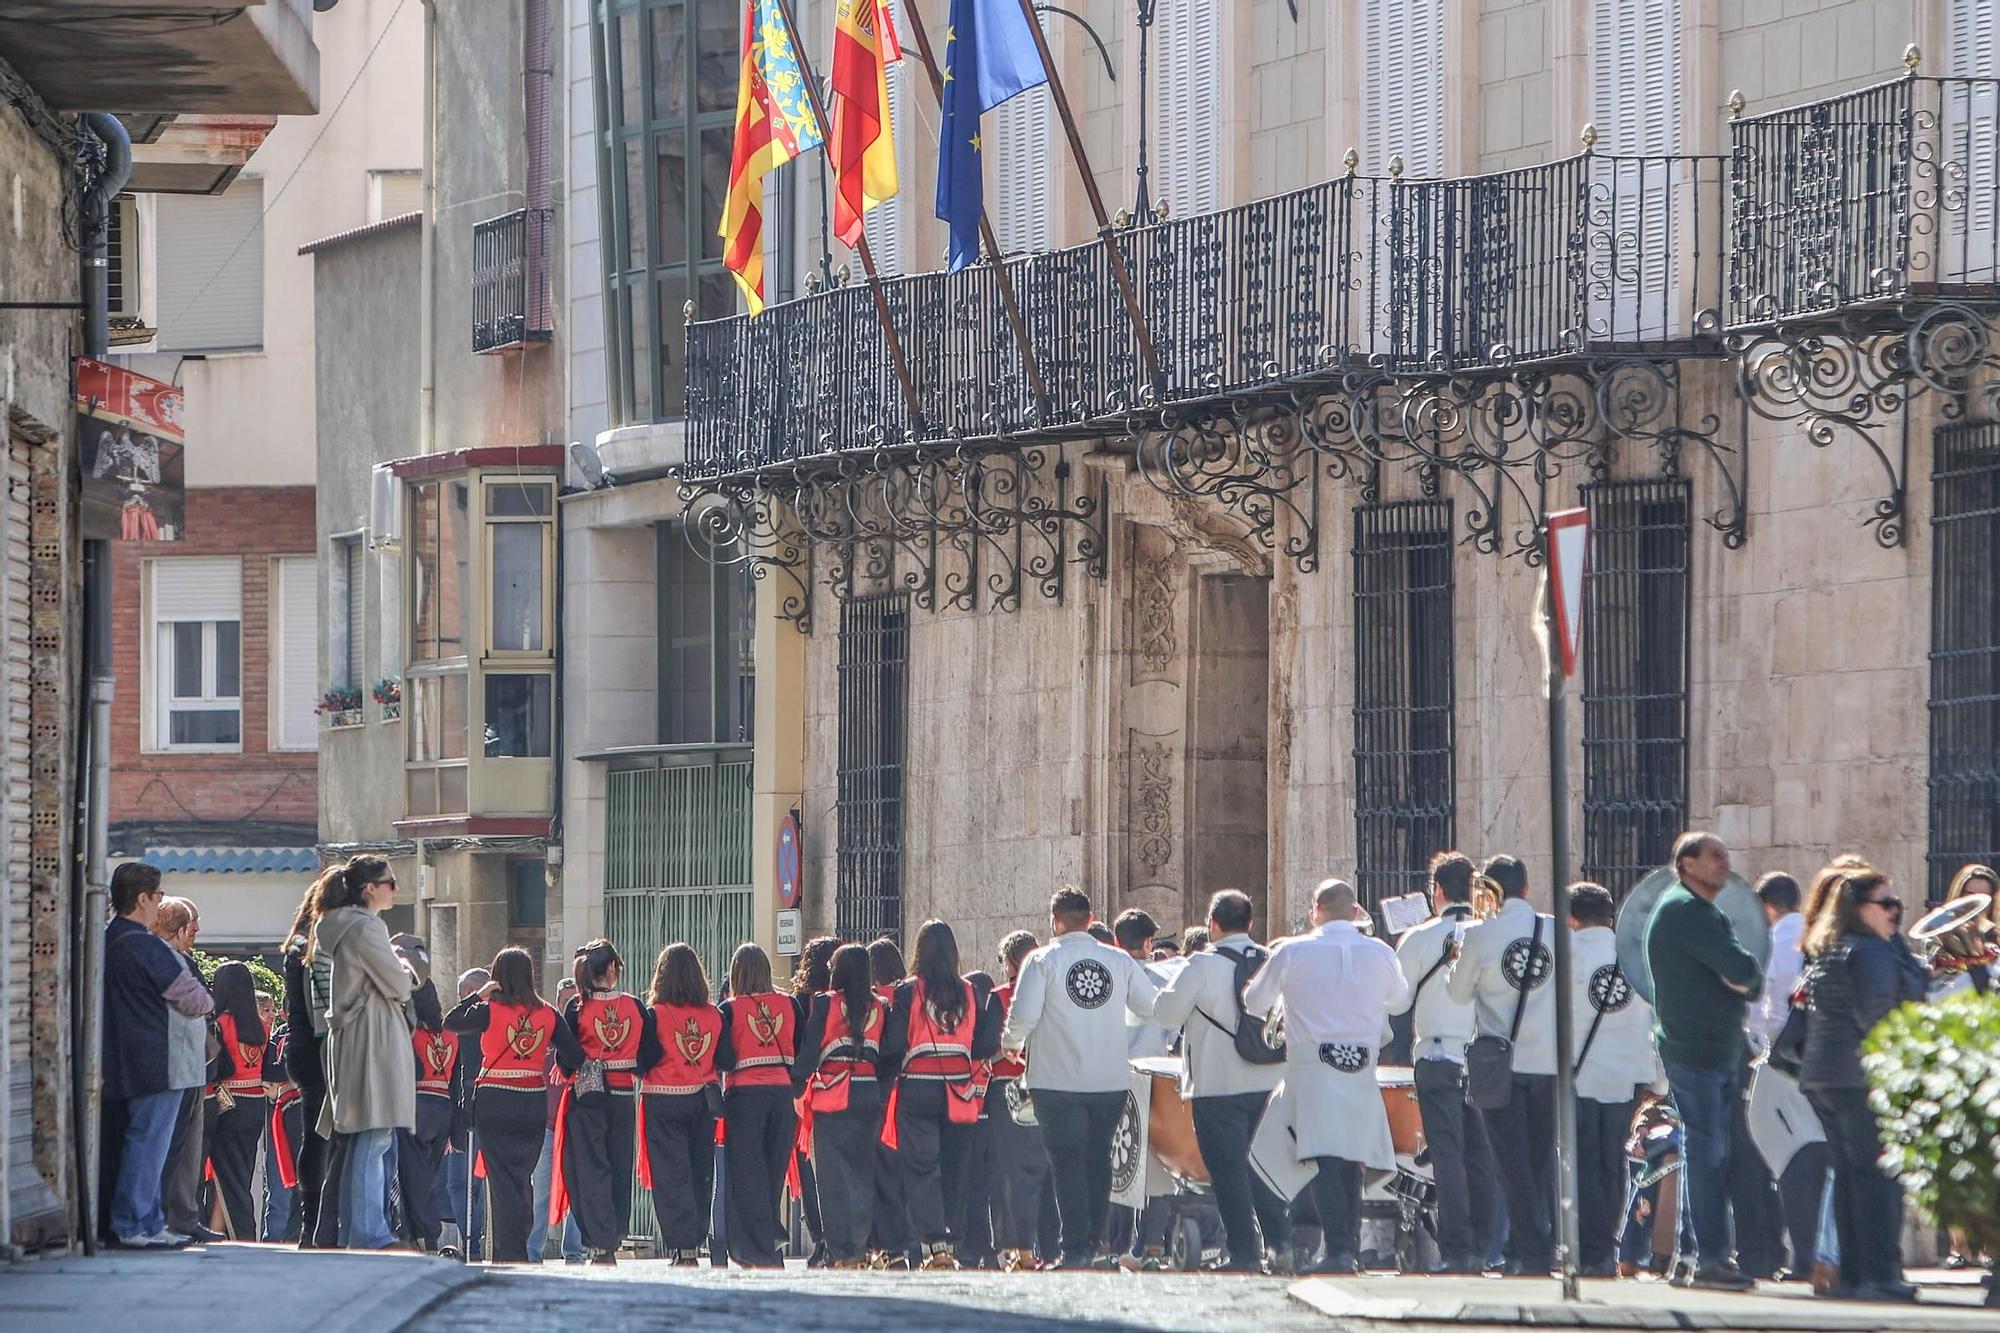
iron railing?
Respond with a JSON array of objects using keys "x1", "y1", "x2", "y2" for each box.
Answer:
[
  {"x1": 1928, "y1": 421, "x2": 2000, "y2": 906},
  {"x1": 1580, "y1": 479, "x2": 1691, "y2": 901},
  {"x1": 1729, "y1": 75, "x2": 2000, "y2": 326},
  {"x1": 472, "y1": 206, "x2": 554, "y2": 353},
  {"x1": 835, "y1": 593, "x2": 909, "y2": 945},
  {"x1": 1351, "y1": 500, "x2": 1456, "y2": 916}
]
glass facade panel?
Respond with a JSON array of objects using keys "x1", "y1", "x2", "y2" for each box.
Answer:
[
  {"x1": 214, "y1": 621, "x2": 240, "y2": 697},
  {"x1": 413, "y1": 480, "x2": 471, "y2": 661},
  {"x1": 657, "y1": 521, "x2": 755, "y2": 745},
  {"x1": 485, "y1": 673, "x2": 553, "y2": 757},
  {"x1": 490, "y1": 524, "x2": 546, "y2": 652},
  {"x1": 171, "y1": 622, "x2": 203, "y2": 697}
]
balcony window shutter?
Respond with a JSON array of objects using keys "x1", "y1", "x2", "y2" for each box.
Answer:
[
  {"x1": 993, "y1": 84, "x2": 1052, "y2": 255},
  {"x1": 1946, "y1": 0, "x2": 1999, "y2": 279},
  {"x1": 1589, "y1": 0, "x2": 1681, "y2": 154},
  {"x1": 153, "y1": 557, "x2": 241, "y2": 622},
  {"x1": 1156, "y1": 0, "x2": 1220, "y2": 216},
  {"x1": 1363, "y1": 0, "x2": 1444, "y2": 178},
  {"x1": 861, "y1": 1, "x2": 908, "y2": 277},
  {"x1": 156, "y1": 180, "x2": 264, "y2": 353},
  {"x1": 379, "y1": 553, "x2": 402, "y2": 682},
  {"x1": 277, "y1": 556, "x2": 319, "y2": 750}
]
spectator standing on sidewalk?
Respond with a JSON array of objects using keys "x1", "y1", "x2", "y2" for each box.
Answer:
[
  {"x1": 103, "y1": 863, "x2": 213, "y2": 1248},
  {"x1": 1644, "y1": 831, "x2": 1763, "y2": 1291},
  {"x1": 153, "y1": 895, "x2": 218, "y2": 1243},
  {"x1": 281, "y1": 880, "x2": 336, "y2": 1246}
]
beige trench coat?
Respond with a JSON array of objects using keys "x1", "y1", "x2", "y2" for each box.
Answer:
[{"x1": 313, "y1": 906, "x2": 419, "y2": 1136}]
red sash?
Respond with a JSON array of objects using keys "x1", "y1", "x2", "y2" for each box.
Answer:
[{"x1": 269, "y1": 1087, "x2": 300, "y2": 1189}]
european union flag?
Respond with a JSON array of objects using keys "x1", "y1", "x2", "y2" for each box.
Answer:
[{"x1": 936, "y1": 0, "x2": 1050, "y2": 272}]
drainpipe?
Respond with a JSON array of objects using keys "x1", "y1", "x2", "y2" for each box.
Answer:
[
  {"x1": 419, "y1": 1, "x2": 438, "y2": 454},
  {"x1": 78, "y1": 112, "x2": 131, "y2": 358}
]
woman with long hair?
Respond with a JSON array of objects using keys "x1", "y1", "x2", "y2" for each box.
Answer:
[
  {"x1": 205, "y1": 961, "x2": 273, "y2": 1239},
  {"x1": 986, "y1": 929, "x2": 1047, "y2": 1270},
  {"x1": 398, "y1": 977, "x2": 457, "y2": 1251},
  {"x1": 311, "y1": 855, "x2": 425, "y2": 1250},
  {"x1": 885, "y1": 919, "x2": 1002, "y2": 1269},
  {"x1": 794, "y1": 943, "x2": 888, "y2": 1267},
  {"x1": 635, "y1": 942, "x2": 722, "y2": 1265},
  {"x1": 1800, "y1": 855, "x2": 1873, "y2": 959},
  {"x1": 714, "y1": 942, "x2": 804, "y2": 1267},
  {"x1": 865, "y1": 935, "x2": 915, "y2": 1264},
  {"x1": 553, "y1": 939, "x2": 645, "y2": 1264},
  {"x1": 1799, "y1": 868, "x2": 1929, "y2": 1303},
  {"x1": 446, "y1": 947, "x2": 584, "y2": 1262},
  {"x1": 280, "y1": 872, "x2": 334, "y2": 1245},
  {"x1": 789, "y1": 935, "x2": 840, "y2": 1267}
]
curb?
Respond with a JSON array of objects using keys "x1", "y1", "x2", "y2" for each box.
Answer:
[{"x1": 331, "y1": 1258, "x2": 489, "y2": 1333}]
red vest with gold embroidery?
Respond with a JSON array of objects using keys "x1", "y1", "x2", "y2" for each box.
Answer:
[
  {"x1": 991, "y1": 983, "x2": 1025, "y2": 1080},
  {"x1": 724, "y1": 991, "x2": 796, "y2": 1090},
  {"x1": 477, "y1": 999, "x2": 559, "y2": 1089},
  {"x1": 413, "y1": 1027, "x2": 459, "y2": 1096},
  {"x1": 806, "y1": 992, "x2": 884, "y2": 1113},
  {"x1": 576, "y1": 992, "x2": 644, "y2": 1090},
  {"x1": 216, "y1": 1014, "x2": 267, "y2": 1095},
  {"x1": 901, "y1": 980, "x2": 981, "y2": 1123},
  {"x1": 641, "y1": 1001, "x2": 722, "y2": 1094}
]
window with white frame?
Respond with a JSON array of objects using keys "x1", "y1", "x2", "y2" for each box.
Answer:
[
  {"x1": 486, "y1": 479, "x2": 554, "y2": 655},
  {"x1": 151, "y1": 558, "x2": 242, "y2": 750},
  {"x1": 274, "y1": 555, "x2": 319, "y2": 750},
  {"x1": 368, "y1": 168, "x2": 423, "y2": 221},
  {"x1": 328, "y1": 534, "x2": 364, "y2": 690}
]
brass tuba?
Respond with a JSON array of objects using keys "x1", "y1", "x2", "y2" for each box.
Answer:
[
  {"x1": 1471, "y1": 874, "x2": 1502, "y2": 920},
  {"x1": 1911, "y1": 892, "x2": 1997, "y2": 977}
]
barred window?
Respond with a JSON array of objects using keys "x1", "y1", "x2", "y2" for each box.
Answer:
[
  {"x1": 1929, "y1": 421, "x2": 2000, "y2": 904},
  {"x1": 1581, "y1": 479, "x2": 1690, "y2": 899},
  {"x1": 1351, "y1": 501, "x2": 1455, "y2": 915},
  {"x1": 836, "y1": 593, "x2": 909, "y2": 944}
]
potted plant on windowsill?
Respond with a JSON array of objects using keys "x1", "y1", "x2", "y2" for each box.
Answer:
[
  {"x1": 316, "y1": 686, "x2": 364, "y2": 729},
  {"x1": 373, "y1": 677, "x2": 402, "y2": 722}
]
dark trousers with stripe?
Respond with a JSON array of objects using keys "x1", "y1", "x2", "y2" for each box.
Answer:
[
  {"x1": 474, "y1": 1085, "x2": 547, "y2": 1263},
  {"x1": 641, "y1": 1091, "x2": 715, "y2": 1252},
  {"x1": 397, "y1": 1093, "x2": 453, "y2": 1248},
  {"x1": 723, "y1": 1085, "x2": 795, "y2": 1267},
  {"x1": 895, "y1": 1080, "x2": 973, "y2": 1245},
  {"x1": 563, "y1": 1087, "x2": 637, "y2": 1253},
  {"x1": 810, "y1": 1082, "x2": 881, "y2": 1262}
]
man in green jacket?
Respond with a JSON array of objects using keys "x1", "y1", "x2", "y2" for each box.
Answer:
[{"x1": 1644, "y1": 830, "x2": 1763, "y2": 1291}]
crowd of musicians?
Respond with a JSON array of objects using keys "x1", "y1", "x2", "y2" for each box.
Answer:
[{"x1": 98, "y1": 835, "x2": 1993, "y2": 1301}]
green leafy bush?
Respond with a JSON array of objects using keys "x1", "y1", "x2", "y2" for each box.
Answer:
[
  {"x1": 190, "y1": 948, "x2": 285, "y2": 1012},
  {"x1": 1862, "y1": 988, "x2": 2000, "y2": 1249}
]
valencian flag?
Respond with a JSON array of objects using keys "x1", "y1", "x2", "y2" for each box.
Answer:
[
  {"x1": 936, "y1": 0, "x2": 1048, "y2": 272},
  {"x1": 829, "y1": 0, "x2": 903, "y2": 249},
  {"x1": 720, "y1": 0, "x2": 824, "y2": 314}
]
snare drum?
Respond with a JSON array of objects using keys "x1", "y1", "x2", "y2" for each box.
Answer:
[
  {"x1": 1377, "y1": 1065, "x2": 1425, "y2": 1157},
  {"x1": 1133, "y1": 1056, "x2": 1209, "y2": 1184}
]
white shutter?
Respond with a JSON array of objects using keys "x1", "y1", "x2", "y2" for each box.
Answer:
[
  {"x1": 156, "y1": 178, "x2": 263, "y2": 353},
  {"x1": 1587, "y1": 0, "x2": 1681, "y2": 339},
  {"x1": 993, "y1": 86, "x2": 1053, "y2": 254},
  {"x1": 1589, "y1": 0, "x2": 1681, "y2": 155},
  {"x1": 1945, "y1": 0, "x2": 1999, "y2": 280},
  {"x1": 860, "y1": 1, "x2": 907, "y2": 276},
  {"x1": 369, "y1": 169, "x2": 423, "y2": 221},
  {"x1": 1363, "y1": 0, "x2": 1444, "y2": 178},
  {"x1": 1156, "y1": 0, "x2": 1220, "y2": 216},
  {"x1": 378, "y1": 552, "x2": 402, "y2": 682},
  {"x1": 277, "y1": 556, "x2": 319, "y2": 750},
  {"x1": 153, "y1": 556, "x2": 242, "y2": 621}
]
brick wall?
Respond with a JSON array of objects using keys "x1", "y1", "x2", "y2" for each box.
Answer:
[{"x1": 109, "y1": 486, "x2": 319, "y2": 832}]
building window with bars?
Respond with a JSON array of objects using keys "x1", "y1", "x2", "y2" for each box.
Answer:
[
  {"x1": 836, "y1": 593, "x2": 908, "y2": 943},
  {"x1": 1581, "y1": 479, "x2": 1690, "y2": 899},
  {"x1": 1929, "y1": 422, "x2": 2000, "y2": 904},
  {"x1": 1351, "y1": 501, "x2": 1456, "y2": 915}
]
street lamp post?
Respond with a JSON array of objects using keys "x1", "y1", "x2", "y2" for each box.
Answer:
[{"x1": 1133, "y1": 0, "x2": 1157, "y2": 218}]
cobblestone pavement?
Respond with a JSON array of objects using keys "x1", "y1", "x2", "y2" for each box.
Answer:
[{"x1": 407, "y1": 1262, "x2": 1334, "y2": 1333}]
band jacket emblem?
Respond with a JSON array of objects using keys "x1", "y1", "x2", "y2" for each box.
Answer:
[
  {"x1": 422, "y1": 1033, "x2": 455, "y2": 1076},
  {"x1": 505, "y1": 1009, "x2": 548, "y2": 1059},
  {"x1": 593, "y1": 1006, "x2": 633, "y2": 1052},
  {"x1": 236, "y1": 1040, "x2": 263, "y2": 1071},
  {"x1": 674, "y1": 1017, "x2": 715, "y2": 1065},
  {"x1": 748, "y1": 999, "x2": 785, "y2": 1045}
]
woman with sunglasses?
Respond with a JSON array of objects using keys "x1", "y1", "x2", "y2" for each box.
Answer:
[{"x1": 1798, "y1": 866, "x2": 1929, "y2": 1303}]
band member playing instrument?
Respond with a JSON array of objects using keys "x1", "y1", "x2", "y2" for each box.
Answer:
[
  {"x1": 399, "y1": 978, "x2": 458, "y2": 1251},
  {"x1": 205, "y1": 961, "x2": 276, "y2": 1240},
  {"x1": 444, "y1": 947, "x2": 584, "y2": 1263},
  {"x1": 555, "y1": 939, "x2": 645, "y2": 1264},
  {"x1": 715, "y1": 942, "x2": 805, "y2": 1268},
  {"x1": 1566, "y1": 883, "x2": 1655, "y2": 1277},
  {"x1": 794, "y1": 943, "x2": 889, "y2": 1268},
  {"x1": 635, "y1": 943, "x2": 722, "y2": 1265}
]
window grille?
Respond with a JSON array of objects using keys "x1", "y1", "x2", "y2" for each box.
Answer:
[
  {"x1": 1351, "y1": 501, "x2": 1455, "y2": 915},
  {"x1": 1929, "y1": 421, "x2": 2000, "y2": 904},
  {"x1": 1581, "y1": 479, "x2": 1690, "y2": 899},
  {"x1": 836, "y1": 593, "x2": 909, "y2": 944}
]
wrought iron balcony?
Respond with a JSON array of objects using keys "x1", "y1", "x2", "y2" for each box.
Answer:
[
  {"x1": 1728, "y1": 74, "x2": 2000, "y2": 329},
  {"x1": 472, "y1": 207, "x2": 554, "y2": 354}
]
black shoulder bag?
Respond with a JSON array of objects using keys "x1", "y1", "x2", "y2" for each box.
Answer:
[
  {"x1": 1195, "y1": 945, "x2": 1288, "y2": 1065},
  {"x1": 1467, "y1": 916, "x2": 1540, "y2": 1111}
]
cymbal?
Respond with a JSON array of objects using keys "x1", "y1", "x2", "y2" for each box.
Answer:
[{"x1": 1614, "y1": 866, "x2": 1769, "y2": 1005}]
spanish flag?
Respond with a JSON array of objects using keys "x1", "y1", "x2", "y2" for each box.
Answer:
[
  {"x1": 720, "y1": 0, "x2": 824, "y2": 314},
  {"x1": 828, "y1": 0, "x2": 902, "y2": 251}
]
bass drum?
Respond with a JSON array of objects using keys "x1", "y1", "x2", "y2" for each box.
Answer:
[{"x1": 1615, "y1": 865, "x2": 1769, "y2": 1004}]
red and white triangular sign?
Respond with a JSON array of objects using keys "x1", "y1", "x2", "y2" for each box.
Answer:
[{"x1": 1546, "y1": 507, "x2": 1589, "y2": 678}]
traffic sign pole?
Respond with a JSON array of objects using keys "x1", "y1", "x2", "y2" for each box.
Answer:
[{"x1": 1544, "y1": 507, "x2": 1589, "y2": 1302}]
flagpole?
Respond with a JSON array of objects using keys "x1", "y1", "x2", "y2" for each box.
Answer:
[
  {"x1": 896, "y1": 0, "x2": 1049, "y2": 417},
  {"x1": 1011, "y1": 0, "x2": 1164, "y2": 395},
  {"x1": 770, "y1": 0, "x2": 927, "y2": 435}
]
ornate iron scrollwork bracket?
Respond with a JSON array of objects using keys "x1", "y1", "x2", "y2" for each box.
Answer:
[
  {"x1": 1128, "y1": 398, "x2": 1322, "y2": 574},
  {"x1": 679, "y1": 477, "x2": 818, "y2": 634}
]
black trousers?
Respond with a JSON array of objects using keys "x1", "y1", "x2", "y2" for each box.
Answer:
[
  {"x1": 208, "y1": 1095, "x2": 265, "y2": 1240},
  {"x1": 1805, "y1": 1086, "x2": 1905, "y2": 1290},
  {"x1": 870, "y1": 1136, "x2": 913, "y2": 1254},
  {"x1": 641, "y1": 1092, "x2": 716, "y2": 1252},
  {"x1": 294, "y1": 1083, "x2": 336, "y2": 1247},
  {"x1": 1575, "y1": 1096, "x2": 1636, "y2": 1270},
  {"x1": 956, "y1": 1114, "x2": 995, "y2": 1262},
  {"x1": 397, "y1": 1094, "x2": 453, "y2": 1248},
  {"x1": 1190, "y1": 1090, "x2": 1292, "y2": 1269},
  {"x1": 723, "y1": 1084, "x2": 795, "y2": 1267},
  {"x1": 1033, "y1": 1088, "x2": 1124, "y2": 1263},
  {"x1": 983, "y1": 1082, "x2": 1051, "y2": 1251},
  {"x1": 1413, "y1": 1060, "x2": 1497, "y2": 1264},
  {"x1": 474, "y1": 1085, "x2": 547, "y2": 1263},
  {"x1": 1480, "y1": 1072, "x2": 1556, "y2": 1270},
  {"x1": 811, "y1": 1082, "x2": 881, "y2": 1262},
  {"x1": 1777, "y1": 1141, "x2": 1831, "y2": 1274},
  {"x1": 1727, "y1": 1083, "x2": 1785, "y2": 1278},
  {"x1": 1308, "y1": 1157, "x2": 1363, "y2": 1266},
  {"x1": 895, "y1": 1080, "x2": 973, "y2": 1245},
  {"x1": 162, "y1": 1087, "x2": 205, "y2": 1233},
  {"x1": 563, "y1": 1087, "x2": 637, "y2": 1253}
]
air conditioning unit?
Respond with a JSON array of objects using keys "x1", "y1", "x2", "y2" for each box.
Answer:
[{"x1": 370, "y1": 464, "x2": 402, "y2": 551}]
